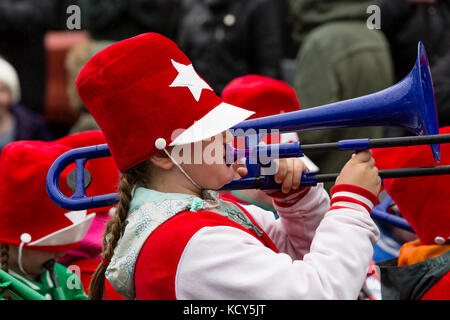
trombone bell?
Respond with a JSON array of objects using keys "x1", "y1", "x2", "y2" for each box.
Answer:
[{"x1": 232, "y1": 42, "x2": 440, "y2": 162}]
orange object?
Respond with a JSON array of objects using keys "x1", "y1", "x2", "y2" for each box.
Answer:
[
  {"x1": 397, "y1": 239, "x2": 450, "y2": 267},
  {"x1": 44, "y1": 31, "x2": 88, "y2": 127}
]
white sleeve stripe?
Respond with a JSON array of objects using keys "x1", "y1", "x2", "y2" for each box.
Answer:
[
  {"x1": 331, "y1": 201, "x2": 370, "y2": 214},
  {"x1": 332, "y1": 191, "x2": 374, "y2": 208},
  {"x1": 327, "y1": 207, "x2": 366, "y2": 215}
]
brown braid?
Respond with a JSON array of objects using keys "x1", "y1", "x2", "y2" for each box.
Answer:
[
  {"x1": 0, "y1": 244, "x2": 11, "y2": 300},
  {"x1": 0, "y1": 244, "x2": 8, "y2": 272},
  {"x1": 88, "y1": 160, "x2": 152, "y2": 300}
]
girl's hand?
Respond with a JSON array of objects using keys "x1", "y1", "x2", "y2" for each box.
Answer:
[
  {"x1": 273, "y1": 158, "x2": 308, "y2": 194},
  {"x1": 335, "y1": 150, "x2": 381, "y2": 197}
]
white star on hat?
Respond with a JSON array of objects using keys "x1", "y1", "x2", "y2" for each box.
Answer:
[{"x1": 169, "y1": 59, "x2": 213, "y2": 102}]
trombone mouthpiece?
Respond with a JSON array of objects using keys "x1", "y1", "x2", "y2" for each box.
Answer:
[{"x1": 225, "y1": 144, "x2": 250, "y2": 165}]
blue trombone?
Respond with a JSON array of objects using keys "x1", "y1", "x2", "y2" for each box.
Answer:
[{"x1": 47, "y1": 42, "x2": 445, "y2": 231}]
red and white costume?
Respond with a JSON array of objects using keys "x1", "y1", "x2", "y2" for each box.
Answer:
[
  {"x1": 76, "y1": 32, "x2": 380, "y2": 300},
  {"x1": 105, "y1": 184, "x2": 379, "y2": 300}
]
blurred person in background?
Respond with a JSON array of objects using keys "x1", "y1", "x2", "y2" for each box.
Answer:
[
  {"x1": 377, "y1": 0, "x2": 449, "y2": 82},
  {"x1": 78, "y1": 0, "x2": 181, "y2": 42},
  {"x1": 0, "y1": 0, "x2": 56, "y2": 115},
  {"x1": 432, "y1": 53, "x2": 450, "y2": 127},
  {"x1": 377, "y1": 0, "x2": 450, "y2": 127},
  {"x1": 177, "y1": 0, "x2": 283, "y2": 94},
  {"x1": 68, "y1": 0, "x2": 181, "y2": 134},
  {"x1": 0, "y1": 57, "x2": 53, "y2": 151},
  {"x1": 65, "y1": 40, "x2": 115, "y2": 134},
  {"x1": 288, "y1": 0, "x2": 394, "y2": 193}
]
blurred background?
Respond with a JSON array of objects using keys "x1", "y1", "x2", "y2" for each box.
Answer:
[{"x1": 0, "y1": 0, "x2": 448, "y2": 169}]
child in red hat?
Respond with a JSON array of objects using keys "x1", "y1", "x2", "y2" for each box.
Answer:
[
  {"x1": 372, "y1": 126, "x2": 450, "y2": 300},
  {"x1": 0, "y1": 132, "x2": 104, "y2": 300},
  {"x1": 77, "y1": 33, "x2": 381, "y2": 300}
]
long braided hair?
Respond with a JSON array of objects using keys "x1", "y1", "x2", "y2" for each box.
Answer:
[{"x1": 88, "y1": 160, "x2": 152, "y2": 300}]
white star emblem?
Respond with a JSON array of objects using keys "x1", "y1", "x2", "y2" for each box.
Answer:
[{"x1": 169, "y1": 59, "x2": 213, "y2": 102}]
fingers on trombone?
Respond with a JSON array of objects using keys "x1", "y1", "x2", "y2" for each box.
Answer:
[
  {"x1": 369, "y1": 156, "x2": 376, "y2": 167},
  {"x1": 352, "y1": 150, "x2": 373, "y2": 163},
  {"x1": 273, "y1": 159, "x2": 284, "y2": 184},
  {"x1": 282, "y1": 158, "x2": 296, "y2": 194},
  {"x1": 275, "y1": 158, "x2": 306, "y2": 194},
  {"x1": 373, "y1": 166, "x2": 382, "y2": 186},
  {"x1": 291, "y1": 159, "x2": 304, "y2": 190},
  {"x1": 273, "y1": 158, "x2": 291, "y2": 193}
]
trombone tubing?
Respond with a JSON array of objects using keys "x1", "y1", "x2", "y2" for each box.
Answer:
[
  {"x1": 228, "y1": 134, "x2": 450, "y2": 164},
  {"x1": 301, "y1": 134, "x2": 450, "y2": 153},
  {"x1": 219, "y1": 165, "x2": 450, "y2": 191},
  {"x1": 0, "y1": 269, "x2": 47, "y2": 300},
  {"x1": 315, "y1": 166, "x2": 450, "y2": 183}
]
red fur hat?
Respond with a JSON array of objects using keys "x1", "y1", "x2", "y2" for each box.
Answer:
[
  {"x1": 372, "y1": 127, "x2": 450, "y2": 245},
  {"x1": 0, "y1": 131, "x2": 118, "y2": 252},
  {"x1": 76, "y1": 33, "x2": 254, "y2": 173},
  {"x1": 222, "y1": 75, "x2": 301, "y2": 145},
  {"x1": 221, "y1": 75, "x2": 301, "y2": 120}
]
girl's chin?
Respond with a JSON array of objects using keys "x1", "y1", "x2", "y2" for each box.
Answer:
[{"x1": 215, "y1": 168, "x2": 236, "y2": 190}]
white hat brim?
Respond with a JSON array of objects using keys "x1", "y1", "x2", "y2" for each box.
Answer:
[
  {"x1": 169, "y1": 102, "x2": 254, "y2": 147},
  {"x1": 28, "y1": 213, "x2": 96, "y2": 247}
]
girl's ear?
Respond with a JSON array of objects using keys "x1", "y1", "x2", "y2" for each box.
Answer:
[{"x1": 150, "y1": 152, "x2": 174, "y2": 170}]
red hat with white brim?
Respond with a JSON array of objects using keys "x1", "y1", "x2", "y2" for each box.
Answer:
[
  {"x1": 76, "y1": 33, "x2": 254, "y2": 173},
  {"x1": 0, "y1": 131, "x2": 117, "y2": 252}
]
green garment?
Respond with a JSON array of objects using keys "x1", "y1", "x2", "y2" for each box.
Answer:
[
  {"x1": 8, "y1": 262, "x2": 87, "y2": 300},
  {"x1": 288, "y1": 0, "x2": 376, "y2": 45},
  {"x1": 294, "y1": 22, "x2": 394, "y2": 193},
  {"x1": 377, "y1": 251, "x2": 450, "y2": 300},
  {"x1": 289, "y1": 1, "x2": 394, "y2": 193}
]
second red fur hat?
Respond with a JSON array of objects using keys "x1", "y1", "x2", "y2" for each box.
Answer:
[
  {"x1": 221, "y1": 75, "x2": 301, "y2": 119},
  {"x1": 0, "y1": 131, "x2": 117, "y2": 251}
]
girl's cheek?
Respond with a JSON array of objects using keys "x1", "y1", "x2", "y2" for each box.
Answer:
[{"x1": 24, "y1": 251, "x2": 54, "y2": 274}]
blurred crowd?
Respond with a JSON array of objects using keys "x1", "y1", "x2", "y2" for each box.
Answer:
[{"x1": 0, "y1": 0, "x2": 449, "y2": 300}]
